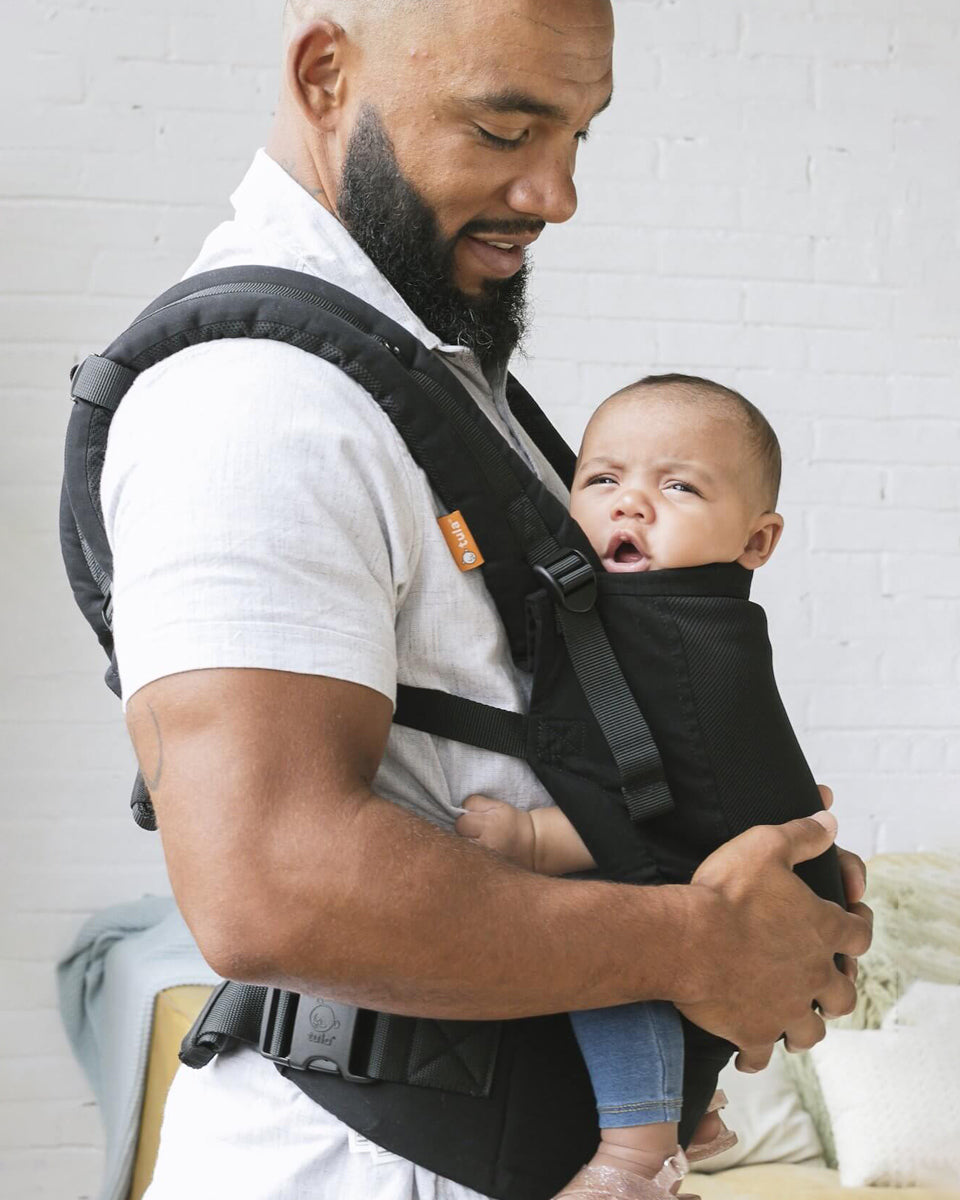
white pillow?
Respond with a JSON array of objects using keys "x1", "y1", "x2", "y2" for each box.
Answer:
[
  {"x1": 692, "y1": 1046, "x2": 824, "y2": 1173},
  {"x1": 810, "y1": 1026, "x2": 960, "y2": 1187},
  {"x1": 882, "y1": 980, "x2": 960, "y2": 1031}
]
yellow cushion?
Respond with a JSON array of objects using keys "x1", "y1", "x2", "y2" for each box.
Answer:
[{"x1": 129, "y1": 985, "x2": 214, "y2": 1200}]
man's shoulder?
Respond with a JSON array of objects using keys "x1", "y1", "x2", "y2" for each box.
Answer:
[
  {"x1": 118, "y1": 336, "x2": 403, "y2": 451},
  {"x1": 103, "y1": 333, "x2": 428, "y2": 540}
]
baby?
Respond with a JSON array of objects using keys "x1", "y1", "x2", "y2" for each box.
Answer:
[{"x1": 455, "y1": 374, "x2": 786, "y2": 1200}]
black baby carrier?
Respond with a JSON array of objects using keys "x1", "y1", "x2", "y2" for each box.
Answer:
[{"x1": 61, "y1": 266, "x2": 844, "y2": 1200}]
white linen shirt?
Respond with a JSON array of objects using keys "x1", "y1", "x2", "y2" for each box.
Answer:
[{"x1": 103, "y1": 150, "x2": 568, "y2": 1199}]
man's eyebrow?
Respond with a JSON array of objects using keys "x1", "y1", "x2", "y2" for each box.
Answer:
[{"x1": 468, "y1": 88, "x2": 614, "y2": 127}]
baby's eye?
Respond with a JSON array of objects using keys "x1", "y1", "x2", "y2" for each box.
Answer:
[
  {"x1": 665, "y1": 481, "x2": 699, "y2": 496},
  {"x1": 587, "y1": 474, "x2": 617, "y2": 486}
]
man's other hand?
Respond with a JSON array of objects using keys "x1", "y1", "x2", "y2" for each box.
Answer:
[
  {"x1": 818, "y1": 786, "x2": 870, "y2": 988},
  {"x1": 677, "y1": 796, "x2": 873, "y2": 1071}
]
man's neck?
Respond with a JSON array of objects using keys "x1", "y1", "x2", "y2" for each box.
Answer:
[{"x1": 265, "y1": 132, "x2": 336, "y2": 216}]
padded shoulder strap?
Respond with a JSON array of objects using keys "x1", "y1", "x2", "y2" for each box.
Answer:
[{"x1": 64, "y1": 266, "x2": 588, "y2": 667}]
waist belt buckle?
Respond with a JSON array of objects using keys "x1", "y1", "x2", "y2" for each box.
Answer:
[{"x1": 258, "y1": 988, "x2": 373, "y2": 1084}]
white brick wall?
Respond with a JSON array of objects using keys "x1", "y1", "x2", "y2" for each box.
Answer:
[{"x1": 1, "y1": 1, "x2": 957, "y2": 1194}]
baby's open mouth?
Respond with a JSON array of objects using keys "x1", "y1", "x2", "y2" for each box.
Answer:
[
  {"x1": 604, "y1": 533, "x2": 652, "y2": 573},
  {"x1": 614, "y1": 541, "x2": 645, "y2": 564}
]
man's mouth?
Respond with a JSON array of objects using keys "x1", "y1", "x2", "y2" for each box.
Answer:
[
  {"x1": 603, "y1": 531, "x2": 652, "y2": 573},
  {"x1": 461, "y1": 230, "x2": 542, "y2": 280}
]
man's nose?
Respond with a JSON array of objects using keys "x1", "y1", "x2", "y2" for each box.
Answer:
[{"x1": 505, "y1": 154, "x2": 578, "y2": 225}]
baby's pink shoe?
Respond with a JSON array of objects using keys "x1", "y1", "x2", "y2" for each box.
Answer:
[
  {"x1": 685, "y1": 1089, "x2": 738, "y2": 1164},
  {"x1": 553, "y1": 1147, "x2": 700, "y2": 1199}
]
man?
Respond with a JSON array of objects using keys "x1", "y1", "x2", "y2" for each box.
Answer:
[{"x1": 103, "y1": 1, "x2": 872, "y2": 1196}]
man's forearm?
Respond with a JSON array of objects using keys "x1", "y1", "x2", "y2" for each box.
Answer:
[
  {"x1": 207, "y1": 784, "x2": 704, "y2": 1021},
  {"x1": 138, "y1": 669, "x2": 867, "y2": 1053},
  {"x1": 136, "y1": 669, "x2": 696, "y2": 1022}
]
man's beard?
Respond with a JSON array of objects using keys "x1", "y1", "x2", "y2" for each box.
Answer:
[{"x1": 337, "y1": 105, "x2": 534, "y2": 370}]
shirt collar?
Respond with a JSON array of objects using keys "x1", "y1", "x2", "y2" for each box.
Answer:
[{"x1": 231, "y1": 150, "x2": 478, "y2": 362}]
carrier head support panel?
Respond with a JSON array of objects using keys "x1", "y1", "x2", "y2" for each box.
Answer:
[{"x1": 61, "y1": 266, "x2": 844, "y2": 1200}]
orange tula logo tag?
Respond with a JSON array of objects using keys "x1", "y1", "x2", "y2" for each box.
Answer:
[{"x1": 438, "y1": 511, "x2": 485, "y2": 572}]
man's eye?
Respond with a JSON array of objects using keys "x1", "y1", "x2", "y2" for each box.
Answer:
[{"x1": 476, "y1": 126, "x2": 526, "y2": 150}]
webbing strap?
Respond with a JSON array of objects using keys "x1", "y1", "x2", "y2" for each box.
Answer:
[
  {"x1": 557, "y1": 607, "x2": 674, "y2": 822},
  {"x1": 180, "y1": 981, "x2": 499, "y2": 1098},
  {"x1": 179, "y1": 981, "x2": 267, "y2": 1068},
  {"x1": 70, "y1": 354, "x2": 137, "y2": 411},
  {"x1": 395, "y1": 686, "x2": 527, "y2": 759}
]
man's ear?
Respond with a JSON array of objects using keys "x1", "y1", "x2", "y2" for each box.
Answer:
[
  {"x1": 286, "y1": 21, "x2": 348, "y2": 131},
  {"x1": 737, "y1": 512, "x2": 784, "y2": 570}
]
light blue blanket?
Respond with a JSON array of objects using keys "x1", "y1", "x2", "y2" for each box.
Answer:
[{"x1": 57, "y1": 896, "x2": 220, "y2": 1200}]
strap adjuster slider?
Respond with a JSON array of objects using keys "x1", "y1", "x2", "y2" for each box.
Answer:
[{"x1": 534, "y1": 549, "x2": 597, "y2": 613}]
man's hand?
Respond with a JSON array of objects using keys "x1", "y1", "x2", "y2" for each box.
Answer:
[
  {"x1": 676, "y1": 800, "x2": 872, "y2": 1071},
  {"x1": 819, "y1": 786, "x2": 870, "y2": 989}
]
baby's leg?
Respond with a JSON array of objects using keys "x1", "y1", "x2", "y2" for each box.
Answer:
[{"x1": 568, "y1": 1000, "x2": 684, "y2": 1179}]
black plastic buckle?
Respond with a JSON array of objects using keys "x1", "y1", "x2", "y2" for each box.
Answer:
[
  {"x1": 258, "y1": 988, "x2": 373, "y2": 1083},
  {"x1": 533, "y1": 549, "x2": 597, "y2": 613}
]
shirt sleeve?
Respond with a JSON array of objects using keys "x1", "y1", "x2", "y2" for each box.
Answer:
[{"x1": 101, "y1": 338, "x2": 425, "y2": 709}]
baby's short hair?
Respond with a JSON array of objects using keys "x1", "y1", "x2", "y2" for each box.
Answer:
[{"x1": 609, "y1": 373, "x2": 782, "y2": 511}]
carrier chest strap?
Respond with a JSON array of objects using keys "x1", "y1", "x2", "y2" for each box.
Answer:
[
  {"x1": 395, "y1": 678, "x2": 673, "y2": 825},
  {"x1": 395, "y1": 687, "x2": 527, "y2": 759},
  {"x1": 181, "y1": 981, "x2": 501, "y2": 1099}
]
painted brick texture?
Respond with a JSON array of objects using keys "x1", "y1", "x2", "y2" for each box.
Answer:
[{"x1": 1, "y1": 1, "x2": 958, "y2": 1195}]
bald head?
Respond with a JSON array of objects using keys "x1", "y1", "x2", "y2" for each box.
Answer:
[
  {"x1": 282, "y1": 0, "x2": 440, "y2": 41},
  {"x1": 271, "y1": 0, "x2": 613, "y2": 358}
]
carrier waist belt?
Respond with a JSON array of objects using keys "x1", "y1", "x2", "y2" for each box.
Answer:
[{"x1": 182, "y1": 982, "x2": 502, "y2": 1098}]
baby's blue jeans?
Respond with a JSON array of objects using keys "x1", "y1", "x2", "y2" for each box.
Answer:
[{"x1": 569, "y1": 1000, "x2": 684, "y2": 1128}]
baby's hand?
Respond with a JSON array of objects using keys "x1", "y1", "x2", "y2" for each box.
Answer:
[{"x1": 455, "y1": 794, "x2": 536, "y2": 871}]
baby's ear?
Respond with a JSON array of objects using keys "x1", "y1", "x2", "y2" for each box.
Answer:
[{"x1": 738, "y1": 513, "x2": 784, "y2": 570}]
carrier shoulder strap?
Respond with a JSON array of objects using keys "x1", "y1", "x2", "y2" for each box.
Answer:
[
  {"x1": 504, "y1": 374, "x2": 576, "y2": 491},
  {"x1": 63, "y1": 266, "x2": 571, "y2": 670},
  {"x1": 63, "y1": 265, "x2": 671, "y2": 829}
]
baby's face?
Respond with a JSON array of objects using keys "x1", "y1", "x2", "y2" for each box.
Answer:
[{"x1": 570, "y1": 393, "x2": 778, "y2": 573}]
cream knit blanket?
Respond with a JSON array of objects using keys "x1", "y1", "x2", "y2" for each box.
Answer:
[{"x1": 786, "y1": 851, "x2": 960, "y2": 1166}]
